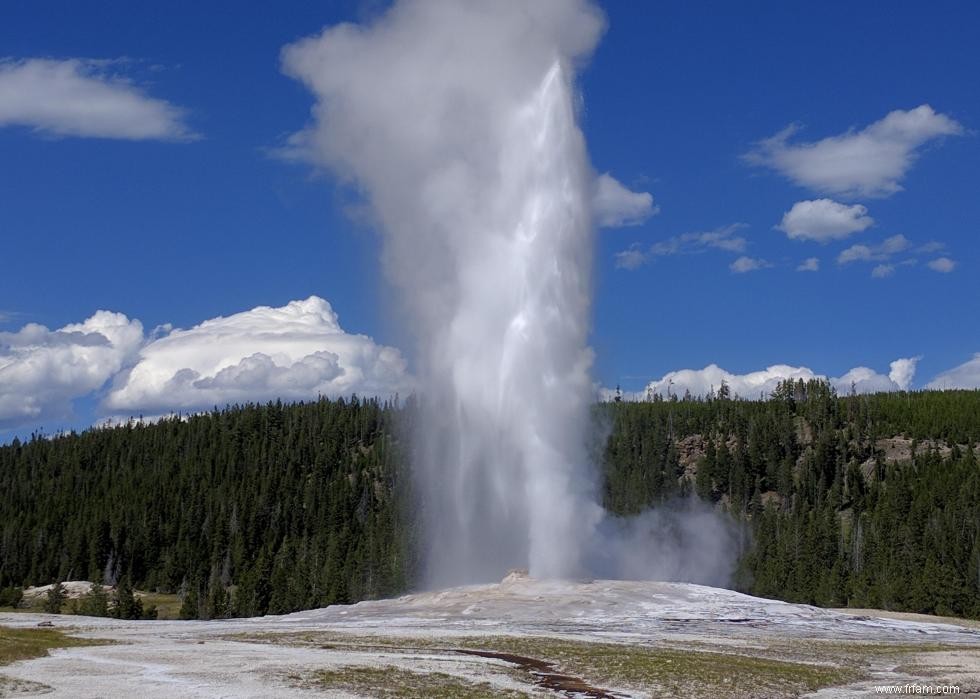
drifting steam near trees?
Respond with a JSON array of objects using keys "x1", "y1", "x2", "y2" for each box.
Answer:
[{"x1": 283, "y1": 0, "x2": 735, "y2": 587}]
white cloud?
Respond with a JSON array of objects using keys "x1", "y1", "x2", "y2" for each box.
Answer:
[
  {"x1": 745, "y1": 105, "x2": 963, "y2": 197},
  {"x1": 927, "y1": 256, "x2": 956, "y2": 273},
  {"x1": 103, "y1": 297, "x2": 411, "y2": 415},
  {"x1": 796, "y1": 257, "x2": 820, "y2": 272},
  {"x1": 634, "y1": 357, "x2": 919, "y2": 400},
  {"x1": 917, "y1": 241, "x2": 946, "y2": 254},
  {"x1": 871, "y1": 264, "x2": 894, "y2": 278},
  {"x1": 838, "y1": 234, "x2": 911, "y2": 264},
  {"x1": 0, "y1": 311, "x2": 144, "y2": 428},
  {"x1": 613, "y1": 244, "x2": 648, "y2": 271},
  {"x1": 729, "y1": 256, "x2": 769, "y2": 273},
  {"x1": 615, "y1": 224, "x2": 747, "y2": 270},
  {"x1": 927, "y1": 353, "x2": 980, "y2": 390},
  {"x1": 593, "y1": 173, "x2": 657, "y2": 227},
  {"x1": 776, "y1": 199, "x2": 873, "y2": 242},
  {"x1": 0, "y1": 58, "x2": 197, "y2": 140},
  {"x1": 888, "y1": 357, "x2": 920, "y2": 391}
]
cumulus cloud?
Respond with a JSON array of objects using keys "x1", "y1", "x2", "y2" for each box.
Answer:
[
  {"x1": 777, "y1": 199, "x2": 873, "y2": 242},
  {"x1": 888, "y1": 357, "x2": 920, "y2": 391},
  {"x1": 838, "y1": 234, "x2": 911, "y2": 264},
  {"x1": 745, "y1": 105, "x2": 963, "y2": 198},
  {"x1": 871, "y1": 264, "x2": 894, "y2": 278},
  {"x1": 0, "y1": 58, "x2": 197, "y2": 140},
  {"x1": 927, "y1": 257, "x2": 956, "y2": 273},
  {"x1": 797, "y1": 257, "x2": 820, "y2": 272},
  {"x1": 103, "y1": 297, "x2": 411, "y2": 415},
  {"x1": 615, "y1": 224, "x2": 747, "y2": 270},
  {"x1": 927, "y1": 353, "x2": 980, "y2": 390},
  {"x1": 0, "y1": 311, "x2": 144, "y2": 429},
  {"x1": 633, "y1": 357, "x2": 920, "y2": 400},
  {"x1": 729, "y1": 256, "x2": 769, "y2": 273},
  {"x1": 917, "y1": 241, "x2": 946, "y2": 254},
  {"x1": 593, "y1": 173, "x2": 657, "y2": 227}
]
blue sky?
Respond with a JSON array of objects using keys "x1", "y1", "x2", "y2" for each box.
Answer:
[{"x1": 1, "y1": 0, "x2": 978, "y2": 439}]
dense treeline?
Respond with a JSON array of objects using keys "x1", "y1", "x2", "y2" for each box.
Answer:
[
  {"x1": 1, "y1": 386, "x2": 979, "y2": 619},
  {"x1": 601, "y1": 383, "x2": 980, "y2": 618},
  {"x1": 0, "y1": 398, "x2": 413, "y2": 619}
]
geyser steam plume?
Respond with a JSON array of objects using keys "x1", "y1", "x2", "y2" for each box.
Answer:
[{"x1": 283, "y1": 0, "x2": 736, "y2": 587}]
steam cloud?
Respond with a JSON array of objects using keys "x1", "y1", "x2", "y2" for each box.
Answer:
[{"x1": 284, "y1": 0, "x2": 734, "y2": 587}]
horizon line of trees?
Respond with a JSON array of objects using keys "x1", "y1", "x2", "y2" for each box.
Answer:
[{"x1": 2, "y1": 384, "x2": 979, "y2": 619}]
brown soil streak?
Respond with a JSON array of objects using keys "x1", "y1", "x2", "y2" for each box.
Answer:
[{"x1": 453, "y1": 648, "x2": 628, "y2": 699}]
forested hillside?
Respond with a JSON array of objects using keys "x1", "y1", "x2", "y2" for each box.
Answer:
[
  {"x1": 0, "y1": 398, "x2": 413, "y2": 619},
  {"x1": 601, "y1": 383, "x2": 980, "y2": 618},
  {"x1": 2, "y1": 385, "x2": 979, "y2": 619}
]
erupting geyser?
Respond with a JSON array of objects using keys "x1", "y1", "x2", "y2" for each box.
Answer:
[{"x1": 284, "y1": 0, "x2": 736, "y2": 587}]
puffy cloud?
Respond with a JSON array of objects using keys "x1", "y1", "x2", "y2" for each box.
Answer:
[
  {"x1": 593, "y1": 173, "x2": 657, "y2": 228},
  {"x1": 776, "y1": 199, "x2": 873, "y2": 242},
  {"x1": 838, "y1": 234, "x2": 911, "y2": 264},
  {"x1": 634, "y1": 358, "x2": 920, "y2": 400},
  {"x1": 103, "y1": 297, "x2": 411, "y2": 415},
  {"x1": 927, "y1": 353, "x2": 980, "y2": 390},
  {"x1": 796, "y1": 257, "x2": 820, "y2": 272},
  {"x1": 0, "y1": 58, "x2": 197, "y2": 141},
  {"x1": 643, "y1": 364, "x2": 818, "y2": 400},
  {"x1": 729, "y1": 256, "x2": 769, "y2": 273},
  {"x1": 871, "y1": 264, "x2": 894, "y2": 278},
  {"x1": 745, "y1": 105, "x2": 963, "y2": 197},
  {"x1": 888, "y1": 357, "x2": 920, "y2": 391},
  {"x1": 0, "y1": 311, "x2": 144, "y2": 428},
  {"x1": 615, "y1": 224, "x2": 747, "y2": 270},
  {"x1": 927, "y1": 257, "x2": 956, "y2": 273}
]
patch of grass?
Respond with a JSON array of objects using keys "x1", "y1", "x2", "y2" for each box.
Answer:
[
  {"x1": 0, "y1": 625, "x2": 113, "y2": 697},
  {"x1": 0, "y1": 600, "x2": 44, "y2": 614},
  {"x1": 225, "y1": 631, "x2": 859, "y2": 697},
  {"x1": 453, "y1": 636, "x2": 856, "y2": 697},
  {"x1": 0, "y1": 625, "x2": 110, "y2": 666},
  {"x1": 292, "y1": 666, "x2": 526, "y2": 698},
  {"x1": 133, "y1": 591, "x2": 182, "y2": 620}
]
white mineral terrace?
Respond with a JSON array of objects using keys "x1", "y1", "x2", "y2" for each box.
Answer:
[{"x1": 2, "y1": 576, "x2": 979, "y2": 698}]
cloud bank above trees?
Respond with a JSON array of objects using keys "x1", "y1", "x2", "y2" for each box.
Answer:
[
  {"x1": 2, "y1": 296, "x2": 978, "y2": 433},
  {"x1": 1, "y1": 297, "x2": 410, "y2": 431},
  {"x1": 611, "y1": 357, "x2": 927, "y2": 402}
]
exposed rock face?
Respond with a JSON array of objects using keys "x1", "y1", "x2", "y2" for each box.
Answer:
[
  {"x1": 861, "y1": 437, "x2": 980, "y2": 479},
  {"x1": 676, "y1": 435, "x2": 706, "y2": 477}
]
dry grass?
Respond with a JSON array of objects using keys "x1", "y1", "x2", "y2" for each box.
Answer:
[
  {"x1": 0, "y1": 625, "x2": 109, "y2": 667},
  {"x1": 225, "y1": 631, "x2": 861, "y2": 697},
  {"x1": 0, "y1": 625, "x2": 112, "y2": 697},
  {"x1": 289, "y1": 666, "x2": 528, "y2": 698}
]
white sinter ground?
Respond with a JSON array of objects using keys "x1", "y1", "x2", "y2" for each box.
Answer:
[{"x1": 2, "y1": 576, "x2": 979, "y2": 698}]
